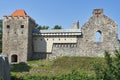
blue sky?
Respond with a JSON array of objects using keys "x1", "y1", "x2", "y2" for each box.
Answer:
[{"x1": 0, "y1": 0, "x2": 120, "y2": 39}]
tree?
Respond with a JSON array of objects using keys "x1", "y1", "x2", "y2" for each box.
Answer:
[
  {"x1": 0, "y1": 76, "x2": 3, "y2": 80},
  {"x1": 37, "y1": 25, "x2": 49, "y2": 30},
  {"x1": 0, "y1": 20, "x2": 2, "y2": 33},
  {"x1": 52, "y1": 25, "x2": 62, "y2": 29},
  {"x1": 94, "y1": 50, "x2": 120, "y2": 80},
  {"x1": 118, "y1": 39, "x2": 120, "y2": 43}
]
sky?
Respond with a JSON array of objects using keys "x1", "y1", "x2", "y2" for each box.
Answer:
[{"x1": 0, "y1": 0, "x2": 120, "y2": 39}]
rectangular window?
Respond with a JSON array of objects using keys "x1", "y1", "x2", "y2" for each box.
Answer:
[{"x1": 21, "y1": 25, "x2": 24, "y2": 28}]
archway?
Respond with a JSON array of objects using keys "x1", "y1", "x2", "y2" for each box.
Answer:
[
  {"x1": 95, "y1": 30, "x2": 102, "y2": 42},
  {"x1": 11, "y1": 55, "x2": 18, "y2": 62}
]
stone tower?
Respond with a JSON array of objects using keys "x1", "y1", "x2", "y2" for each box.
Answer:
[
  {"x1": 2, "y1": 10, "x2": 36, "y2": 63},
  {"x1": 72, "y1": 21, "x2": 79, "y2": 29},
  {"x1": 79, "y1": 9, "x2": 119, "y2": 56}
]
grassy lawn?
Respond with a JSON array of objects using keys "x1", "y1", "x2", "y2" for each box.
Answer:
[{"x1": 11, "y1": 56, "x2": 105, "y2": 79}]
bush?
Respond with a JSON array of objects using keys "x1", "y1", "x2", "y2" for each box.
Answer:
[
  {"x1": 0, "y1": 76, "x2": 3, "y2": 80},
  {"x1": 94, "y1": 50, "x2": 120, "y2": 80}
]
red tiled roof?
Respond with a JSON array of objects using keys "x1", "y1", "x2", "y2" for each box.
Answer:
[{"x1": 10, "y1": 10, "x2": 28, "y2": 17}]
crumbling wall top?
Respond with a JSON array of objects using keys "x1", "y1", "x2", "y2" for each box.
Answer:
[
  {"x1": 3, "y1": 10, "x2": 36, "y2": 23},
  {"x1": 93, "y1": 9, "x2": 103, "y2": 17}
]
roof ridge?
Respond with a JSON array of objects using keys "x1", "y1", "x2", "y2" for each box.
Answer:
[{"x1": 10, "y1": 10, "x2": 28, "y2": 17}]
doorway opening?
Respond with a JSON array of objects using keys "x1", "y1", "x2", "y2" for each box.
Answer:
[{"x1": 11, "y1": 55, "x2": 18, "y2": 62}]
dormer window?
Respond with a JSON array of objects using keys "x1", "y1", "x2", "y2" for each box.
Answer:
[
  {"x1": 21, "y1": 25, "x2": 24, "y2": 28},
  {"x1": 7, "y1": 25, "x2": 10, "y2": 28}
]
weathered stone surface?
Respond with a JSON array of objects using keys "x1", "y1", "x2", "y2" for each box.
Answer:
[
  {"x1": 2, "y1": 16, "x2": 36, "y2": 63},
  {"x1": 72, "y1": 21, "x2": 79, "y2": 29},
  {"x1": 0, "y1": 55, "x2": 10, "y2": 80},
  {"x1": 50, "y1": 9, "x2": 119, "y2": 59}
]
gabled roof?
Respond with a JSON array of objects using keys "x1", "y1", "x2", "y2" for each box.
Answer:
[{"x1": 10, "y1": 10, "x2": 28, "y2": 17}]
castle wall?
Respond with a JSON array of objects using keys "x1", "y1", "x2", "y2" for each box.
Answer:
[
  {"x1": 33, "y1": 35, "x2": 77, "y2": 53},
  {"x1": 47, "y1": 43, "x2": 78, "y2": 59},
  {"x1": 48, "y1": 9, "x2": 119, "y2": 59},
  {"x1": 0, "y1": 55, "x2": 10, "y2": 80},
  {"x1": 78, "y1": 9, "x2": 119, "y2": 57},
  {"x1": 33, "y1": 29, "x2": 81, "y2": 53},
  {"x1": 2, "y1": 9, "x2": 120, "y2": 62},
  {"x1": 32, "y1": 29, "x2": 81, "y2": 59},
  {"x1": 2, "y1": 16, "x2": 35, "y2": 63}
]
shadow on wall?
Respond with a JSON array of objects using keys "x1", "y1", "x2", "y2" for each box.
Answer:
[
  {"x1": 32, "y1": 29, "x2": 47, "y2": 60},
  {"x1": 10, "y1": 62, "x2": 31, "y2": 72}
]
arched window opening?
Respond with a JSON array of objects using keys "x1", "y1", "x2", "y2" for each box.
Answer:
[
  {"x1": 11, "y1": 55, "x2": 18, "y2": 62},
  {"x1": 95, "y1": 30, "x2": 102, "y2": 42}
]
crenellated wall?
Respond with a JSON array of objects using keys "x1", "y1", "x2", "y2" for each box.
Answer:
[{"x1": 2, "y1": 16, "x2": 36, "y2": 63}]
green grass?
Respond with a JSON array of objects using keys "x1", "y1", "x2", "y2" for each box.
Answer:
[{"x1": 11, "y1": 56, "x2": 106, "y2": 79}]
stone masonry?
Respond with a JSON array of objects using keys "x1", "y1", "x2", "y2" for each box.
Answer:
[
  {"x1": 2, "y1": 10, "x2": 36, "y2": 63},
  {"x1": 78, "y1": 9, "x2": 119, "y2": 57},
  {"x1": 50, "y1": 9, "x2": 119, "y2": 58},
  {"x1": 2, "y1": 9, "x2": 120, "y2": 63}
]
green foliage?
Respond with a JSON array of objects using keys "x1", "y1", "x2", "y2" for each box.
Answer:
[
  {"x1": 37, "y1": 25, "x2": 49, "y2": 30},
  {"x1": 0, "y1": 21, "x2": 2, "y2": 32},
  {"x1": 52, "y1": 56, "x2": 105, "y2": 71},
  {"x1": 0, "y1": 40, "x2": 2, "y2": 53},
  {"x1": 52, "y1": 25, "x2": 62, "y2": 29},
  {"x1": 10, "y1": 50, "x2": 120, "y2": 80},
  {"x1": 0, "y1": 76, "x2": 3, "y2": 80},
  {"x1": 11, "y1": 63, "x2": 31, "y2": 72},
  {"x1": 11, "y1": 70, "x2": 95, "y2": 80},
  {"x1": 94, "y1": 49, "x2": 120, "y2": 80},
  {"x1": 11, "y1": 57, "x2": 106, "y2": 80},
  {"x1": 36, "y1": 24, "x2": 62, "y2": 30}
]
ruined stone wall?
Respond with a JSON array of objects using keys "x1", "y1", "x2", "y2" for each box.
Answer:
[
  {"x1": 50, "y1": 9, "x2": 119, "y2": 58},
  {"x1": 78, "y1": 9, "x2": 119, "y2": 57},
  {"x1": 0, "y1": 55, "x2": 10, "y2": 80},
  {"x1": 72, "y1": 21, "x2": 79, "y2": 29}
]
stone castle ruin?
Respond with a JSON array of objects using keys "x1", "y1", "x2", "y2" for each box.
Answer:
[{"x1": 2, "y1": 9, "x2": 119, "y2": 63}]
